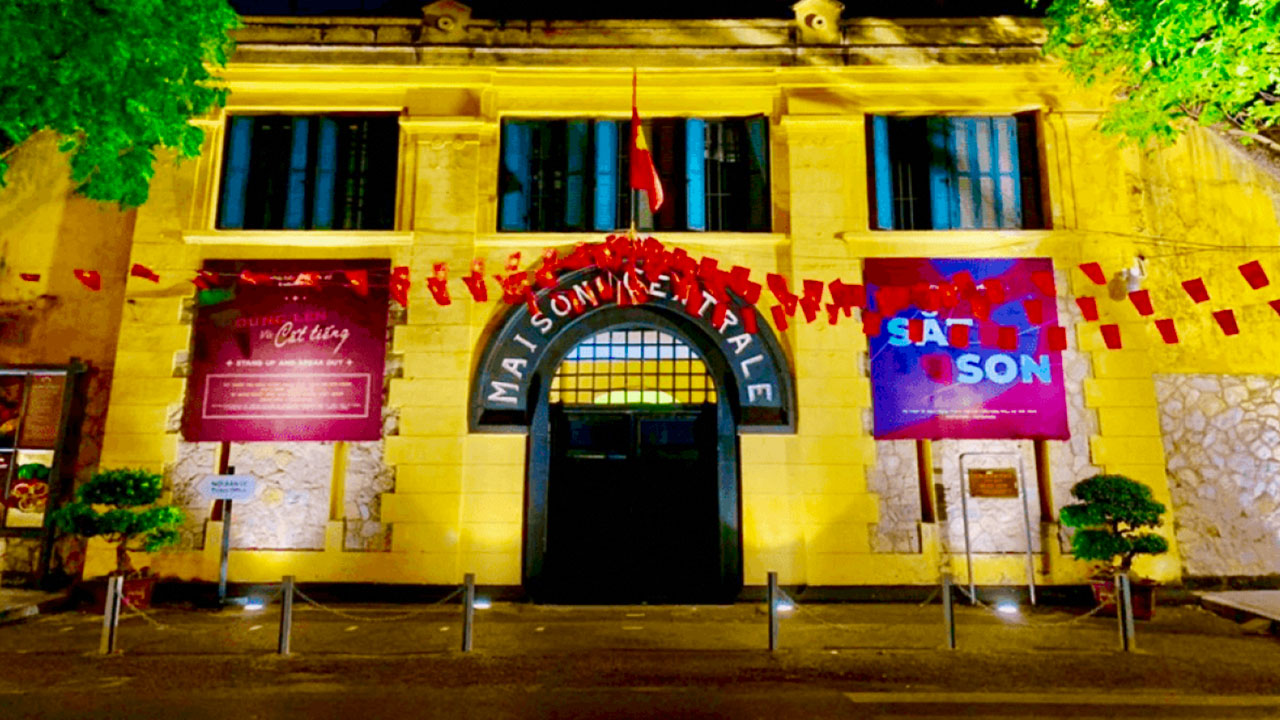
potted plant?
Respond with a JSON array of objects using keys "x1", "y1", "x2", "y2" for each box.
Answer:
[
  {"x1": 49, "y1": 467, "x2": 184, "y2": 611},
  {"x1": 1060, "y1": 473, "x2": 1169, "y2": 619}
]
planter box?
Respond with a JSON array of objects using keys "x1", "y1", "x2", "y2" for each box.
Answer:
[
  {"x1": 85, "y1": 575, "x2": 158, "y2": 614},
  {"x1": 1091, "y1": 579, "x2": 1156, "y2": 620}
]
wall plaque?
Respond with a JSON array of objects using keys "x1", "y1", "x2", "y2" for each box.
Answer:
[{"x1": 968, "y1": 467, "x2": 1020, "y2": 498}]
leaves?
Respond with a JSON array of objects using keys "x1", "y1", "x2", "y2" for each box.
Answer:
[
  {"x1": 1035, "y1": 0, "x2": 1280, "y2": 150},
  {"x1": 1060, "y1": 474, "x2": 1169, "y2": 571},
  {"x1": 0, "y1": 0, "x2": 239, "y2": 207},
  {"x1": 48, "y1": 467, "x2": 185, "y2": 573}
]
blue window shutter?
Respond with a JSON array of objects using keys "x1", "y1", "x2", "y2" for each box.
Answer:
[
  {"x1": 926, "y1": 117, "x2": 954, "y2": 230},
  {"x1": 685, "y1": 118, "x2": 706, "y2": 231},
  {"x1": 870, "y1": 115, "x2": 893, "y2": 230},
  {"x1": 564, "y1": 120, "x2": 589, "y2": 230},
  {"x1": 593, "y1": 120, "x2": 618, "y2": 231},
  {"x1": 993, "y1": 116, "x2": 1022, "y2": 228},
  {"x1": 500, "y1": 121, "x2": 531, "y2": 231},
  {"x1": 283, "y1": 117, "x2": 311, "y2": 229},
  {"x1": 218, "y1": 117, "x2": 253, "y2": 229},
  {"x1": 311, "y1": 118, "x2": 338, "y2": 230},
  {"x1": 745, "y1": 115, "x2": 770, "y2": 231}
]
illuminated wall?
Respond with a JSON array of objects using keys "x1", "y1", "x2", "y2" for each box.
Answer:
[{"x1": 8, "y1": 12, "x2": 1279, "y2": 588}]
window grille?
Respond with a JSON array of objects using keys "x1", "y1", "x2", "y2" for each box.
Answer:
[{"x1": 549, "y1": 328, "x2": 717, "y2": 406}]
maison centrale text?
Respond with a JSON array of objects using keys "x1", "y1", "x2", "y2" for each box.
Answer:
[{"x1": 486, "y1": 269, "x2": 775, "y2": 407}]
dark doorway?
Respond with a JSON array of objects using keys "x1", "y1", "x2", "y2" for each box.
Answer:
[{"x1": 541, "y1": 405, "x2": 723, "y2": 603}]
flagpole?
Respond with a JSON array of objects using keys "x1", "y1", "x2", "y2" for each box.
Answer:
[{"x1": 630, "y1": 67, "x2": 639, "y2": 241}]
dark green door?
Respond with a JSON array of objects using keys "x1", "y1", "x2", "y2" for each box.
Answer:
[{"x1": 543, "y1": 405, "x2": 722, "y2": 603}]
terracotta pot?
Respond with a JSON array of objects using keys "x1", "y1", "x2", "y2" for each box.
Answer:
[
  {"x1": 85, "y1": 575, "x2": 158, "y2": 614},
  {"x1": 1090, "y1": 578, "x2": 1155, "y2": 620}
]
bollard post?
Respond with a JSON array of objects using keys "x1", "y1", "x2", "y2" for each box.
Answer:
[
  {"x1": 278, "y1": 575, "x2": 294, "y2": 656},
  {"x1": 461, "y1": 573, "x2": 475, "y2": 652},
  {"x1": 1118, "y1": 573, "x2": 1136, "y2": 652},
  {"x1": 99, "y1": 575, "x2": 123, "y2": 655},
  {"x1": 942, "y1": 572, "x2": 956, "y2": 650},
  {"x1": 767, "y1": 571, "x2": 779, "y2": 652}
]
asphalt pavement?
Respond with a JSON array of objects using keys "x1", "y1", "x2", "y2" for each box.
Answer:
[{"x1": 1, "y1": 599, "x2": 1278, "y2": 718}]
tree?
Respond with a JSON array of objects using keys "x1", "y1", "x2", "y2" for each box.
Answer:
[
  {"x1": 1036, "y1": 0, "x2": 1280, "y2": 153},
  {"x1": 1059, "y1": 474, "x2": 1169, "y2": 576},
  {"x1": 0, "y1": 1, "x2": 239, "y2": 208}
]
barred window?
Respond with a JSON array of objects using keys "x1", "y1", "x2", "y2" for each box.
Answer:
[{"x1": 550, "y1": 329, "x2": 717, "y2": 406}]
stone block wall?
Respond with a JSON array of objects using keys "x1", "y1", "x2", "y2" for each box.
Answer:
[{"x1": 1156, "y1": 373, "x2": 1280, "y2": 577}]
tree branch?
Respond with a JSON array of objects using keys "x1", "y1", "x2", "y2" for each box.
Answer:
[{"x1": 1224, "y1": 128, "x2": 1280, "y2": 154}]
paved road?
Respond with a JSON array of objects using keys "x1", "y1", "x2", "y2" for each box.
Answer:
[{"x1": 5, "y1": 684, "x2": 1280, "y2": 719}]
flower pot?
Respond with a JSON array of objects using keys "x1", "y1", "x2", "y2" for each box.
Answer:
[
  {"x1": 1090, "y1": 579, "x2": 1155, "y2": 620},
  {"x1": 85, "y1": 575, "x2": 158, "y2": 614}
]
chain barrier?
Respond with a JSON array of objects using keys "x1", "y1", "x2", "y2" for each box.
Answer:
[
  {"x1": 118, "y1": 585, "x2": 285, "y2": 635},
  {"x1": 950, "y1": 583, "x2": 1112, "y2": 627},
  {"x1": 290, "y1": 585, "x2": 463, "y2": 623}
]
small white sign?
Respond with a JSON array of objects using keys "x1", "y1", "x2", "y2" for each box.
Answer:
[{"x1": 200, "y1": 474, "x2": 256, "y2": 501}]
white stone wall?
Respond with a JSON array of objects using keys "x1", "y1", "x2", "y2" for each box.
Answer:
[
  {"x1": 1156, "y1": 373, "x2": 1280, "y2": 577},
  {"x1": 343, "y1": 440, "x2": 394, "y2": 551},
  {"x1": 935, "y1": 439, "x2": 1041, "y2": 553},
  {"x1": 866, "y1": 439, "x2": 921, "y2": 552}
]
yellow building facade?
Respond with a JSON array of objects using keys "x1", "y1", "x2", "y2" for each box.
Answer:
[{"x1": 5, "y1": 6, "x2": 1280, "y2": 597}]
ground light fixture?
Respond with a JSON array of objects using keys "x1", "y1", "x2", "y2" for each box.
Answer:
[
  {"x1": 242, "y1": 598, "x2": 266, "y2": 611},
  {"x1": 473, "y1": 597, "x2": 492, "y2": 610},
  {"x1": 994, "y1": 600, "x2": 1020, "y2": 617}
]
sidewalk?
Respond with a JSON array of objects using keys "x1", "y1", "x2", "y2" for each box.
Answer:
[
  {"x1": 1, "y1": 595, "x2": 1279, "y2": 696},
  {"x1": 0, "y1": 587, "x2": 67, "y2": 625}
]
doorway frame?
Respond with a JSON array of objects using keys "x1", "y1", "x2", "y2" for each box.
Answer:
[{"x1": 523, "y1": 307, "x2": 742, "y2": 601}]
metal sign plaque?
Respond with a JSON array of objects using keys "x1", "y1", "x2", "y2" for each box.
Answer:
[
  {"x1": 200, "y1": 474, "x2": 257, "y2": 501},
  {"x1": 967, "y1": 467, "x2": 1020, "y2": 498}
]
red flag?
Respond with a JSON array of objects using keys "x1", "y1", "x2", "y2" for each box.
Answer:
[
  {"x1": 1212, "y1": 308, "x2": 1239, "y2": 335},
  {"x1": 1022, "y1": 299, "x2": 1043, "y2": 325},
  {"x1": 1181, "y1": 277, "x2": 1210, "y2": 303},
  {"x1": 1127, "y1": 289, "x2": 1153, "y2": 316},
  {"x1": 922, "y1": 354, "x2": 953, "y2": 384},
  {"x1": 629, "y1": 71, "x2": 664, "y2": 213},
  {"x1": 1100, "y1": 324, "x2": 1122, "y2": 349},
  {"x1": 345, "y1": 269, "x2": 369, "y2": 297},
  {"x1": 742, "y1": 306, "x2": 758, "y2": 333},
  {"x1": 390, "y1": 266, "x2": 410, "y2": 307},
  {"x1": 1046, "y1": 325, "x2": 1068, "y2": 351},
  {"x1": 862, "y1": 310, "x2": 882, "y2": 337},
  {"x1": 19, "y1": 273, "x2": 39, "y2": 282},
  {"x1": 825, "y1": 303, "x2": 840, "y2": 325},
  {"x1": 130, "y1": 263, "x2": 159, "y2": 283},
  {"x1": 1075, "y1": 296, "x2": 1099, "y2": 321},
  {"x1": 1079, "y1": 262, "x2": 1107, "y2": 285},
  {"x1": 770, "y1": 305, "x2": 789, "y2": 332},
  {"x1": 1270, "y1": 299, "x2": 1280, "y2": 317},
  {"x1": 1239, "y1": 260, "x2": 1269, "y2": 289},
  {"x1": 997, "y1": 325, "x2": 1018, "y2": 351},
  {"x1": 1030, "y1": 270, "x2": 1056, "y2": 297},
  {"x1": 1154, "y1": 318, "x2": 1179, "y2": 344},
  {"x1": 73, "y1": 269, "x2": 101, "y2": 291},
  {"x1": 908, "y1": 318, "x2": 924, "y2": 343},
  {"x1": 947, "y1": 323, "x2": 970, "y2": 348}
]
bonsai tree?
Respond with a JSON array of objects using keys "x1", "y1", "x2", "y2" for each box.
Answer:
[
  {"x1": 49, "y1": 468, "x2": 184, "y2": 577},
  {"x1": 1060, "y1": 474, "x2": 1169, "y2": 578}
]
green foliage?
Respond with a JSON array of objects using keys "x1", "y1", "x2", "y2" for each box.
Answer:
[
  {"x1": 1034, "y1": 0, "x2": 1280, "y2": 150},
  {"x1": 0, "y1": 0, "x2": 239, "y2": 207},
  {"x1": 49, "y1": 467, "x2": 185, "y2": 575},
  {"x1": 16, "y1": 463, "x2": 49, "y2": 481},
  {"x1": 1060, "y1": 474, "x2": 1169, "y2": 575}
]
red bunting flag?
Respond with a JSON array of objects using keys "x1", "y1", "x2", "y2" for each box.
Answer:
[
  {"x1": 462, "y1": 274, "x2": 488, "y2": 302},
  {"x1": 524, "y1": 287, "x2": 539, "y2": 316},
  {"x1": 997, "y1": 325, "x2": 1018, "y2": 351},
  {"x1": 770, "y1": 304, "x2": 789, "y2": 332},
  {"x1": 862, "y1": 310, "x2": 882, "y2": 337},
  {"x1": 1154, "y1": 318, "x2": 1179, "y2": 344},
  {"x1": 970, "y1": 294, "x2": 991, "y2": 320},
  {"x1": 876, "y1": 285, "x2": 910, "y2": 316},
  {"x1": 1075, "y1": 296, "x2": 1099, "y2": 321},
  {"x1": 594, "y1": 275, "x2": 615, "y2": 302},
  {"x1": 1181, "y1": 278, "x2": 1210, "y2": 303},
  {"x1": 192, "y1": 270, "x2": 219, "y2": 290},
  {"x1": 979, "y1": 324, "x2": 999, "y2": 349},
  {"x1": 1239, "y1": 260, "x2": 1270, "y2": 289},
  {"x1": 712, "y1": 301, "x2": 729, "y2": 328},
  {"x1": 1046, "y1": 325, "x2": 1068, "y2": 351},
  {"x1": 799, "y1": 296, "x2": 820, "y2": 323},
  {"x1": 766, "y1": 273, "x2": 796, "y2": 307},
  {"x1": 982, "y1": 279, "x2": 1005, "y2": 306},
  {"x1": 825, "y1": 303, "x2": 840, "y2": 325},
  {"x1": 505, "y1": 252, "x2": 521, "y2": 272},
  {"x1": 1022, "y1": 299, "x2": 1043, "y2": 325},
  {"x1": 390, "y1": 266, "x2": 410, "y2": 307},
  {"x1": 345, "y1": 269, "x2": 369, "y2": 297},
  {"x1": 908, "y1": 318, "x2": 924, "y2": 343},
  {"x1": 1079, "y1": 262, "x2": 1107, "y2": 285},
  {"x1": 1100, "y1": 324, "x2": 1122, "y2": 349},
  {"x1": 922, "y1": 354, "x2": 953, "y2": 384},
  {"x1": 1127, "y1": 289, "x2": 1154, "y2": 316},
  {"x1": 947, "y1": 323, "x2": 971, "y2": 349},
  {"x1": 951, "y1": 270, "x2": 976, "y2": 297},
  {"x1": 1030, "y1": 270, "x2": 1056, "y2": 297},
  {"x1": 73, "y1": 269, "x2": 101, "y2": 291},
  {"x1": 742, "y1": 306, "x2": 758, "y2": 334},
  {"x1": 802, "y1": 279, "x2": 824, "y2": 303},
  {"x1": 1270, "y1": 299, "x2": 1280, "y2": 317},
  {"x1": 130, "y1": 264, "x2": 159, "y2": 283},
  {"x1": 1212, "y1": 308, "x2": 1239, "y2": 335},
  {"x1": 427, "y1": 263, "x2": 451, "y2": 306},
  {"x1": 19, "y1": 273, "x2": 39, "y2": 282},
  {"x1": 238, "y1": 269, "x2": 272, "y2": 286}
]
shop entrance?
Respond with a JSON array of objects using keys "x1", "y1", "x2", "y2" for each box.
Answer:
[{"x1": 528, "y1": 325, "x2": 740, "y2": 604}]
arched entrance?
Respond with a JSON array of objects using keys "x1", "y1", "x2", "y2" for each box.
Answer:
[{"x1": 470, "y1": 265, "x2": 795, "y2": 603}]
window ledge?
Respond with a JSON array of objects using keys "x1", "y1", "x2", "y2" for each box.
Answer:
[
  {"x1": 838, "y1": 229, "x2": 1062, "y2": 257},
  {"x1": 183, "y1": 230, "x2": 414, "y2": 248},
  {"x1": 476, "y1": 232, "x2": 790, "y2": 248}
]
